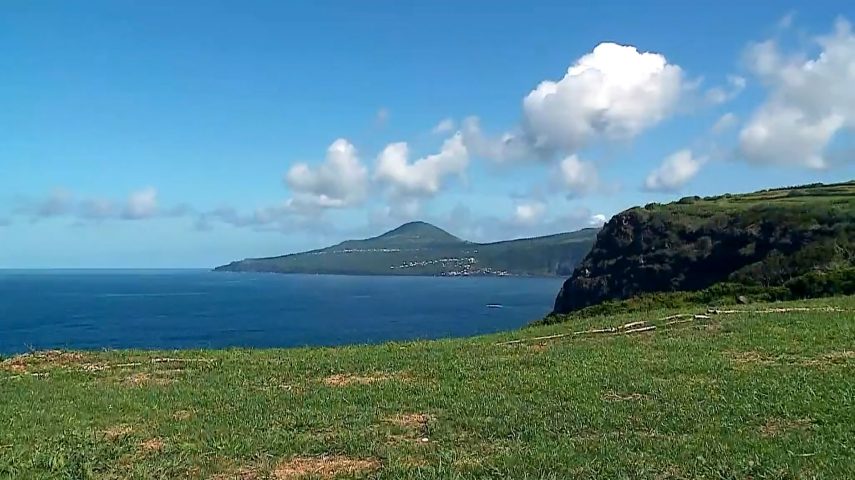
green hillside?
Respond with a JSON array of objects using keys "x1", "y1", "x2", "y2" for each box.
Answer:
[
  {"x1": 215, "y1": 222, "x2": 598, "y2": 277},
  {"x1": 553, "y1": 181, "x2": 855, "y2": 315},
  {"x1": 3, "y1": 295, "x2": 853, "y2": 478}
]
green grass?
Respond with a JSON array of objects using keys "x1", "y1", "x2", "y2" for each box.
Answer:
[{"x1": 2, "y1": 296, "x2": 854, "y2": 479}]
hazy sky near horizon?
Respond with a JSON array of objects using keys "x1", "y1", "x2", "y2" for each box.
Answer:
[{"x1": 3, "y1": 1, "x2": 855, "y2": 268}]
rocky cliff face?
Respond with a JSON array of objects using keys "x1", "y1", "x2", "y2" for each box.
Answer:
[{"x1": 553, "y1": 183, "x2": 855, "y2": 314}]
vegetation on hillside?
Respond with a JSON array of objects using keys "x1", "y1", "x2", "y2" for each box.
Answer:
[
  {"x1": 216, "y1": 222, "x2": 598, "y2": 277},
  {"x1": 2, "y1": 296, "x2": 853, "y2": 479},
  {"x1": 554, "y1": 181, "x2": 855, "y2": 314}
]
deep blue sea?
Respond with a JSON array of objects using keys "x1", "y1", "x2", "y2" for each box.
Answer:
[{"x1": 0, "y1": 270, "x2": 564, "y2": 355}]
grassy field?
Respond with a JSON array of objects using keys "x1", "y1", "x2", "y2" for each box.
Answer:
[{"x1": 1, "y1": 296, "x2": 854, "y2": 479}]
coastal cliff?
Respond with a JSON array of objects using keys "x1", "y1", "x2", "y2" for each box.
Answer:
[{"x1": 553, "y1": 182, "x2": 855, "y2": 314}]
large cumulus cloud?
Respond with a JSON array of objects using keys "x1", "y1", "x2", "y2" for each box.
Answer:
[{"x1": 739, "y1": 19, "x2": 855, "y2": 169}]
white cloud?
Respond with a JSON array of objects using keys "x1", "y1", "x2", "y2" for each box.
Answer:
[
  {"x1": 711, "y1": 112, "x2": 739, "y2": 134},
  {"x1": 460, "y1": 116, "x2": 535, "y2": 163},
  {"x1": 512, "y1": 200, "x2": 547, "y2": 226},
  {"x1": 81, "y1": 198, "x2": 117, "y2": 220},
  {"x1": 557, "y1": 155, "x2": 598, "y2": 195},
  {"x1": 432, "y1": 118, "x2": 455, "y2": 134},
  {"x1": 14, "y1": 187, "x2": 179, "y2": 223},
  {"x1": 195, "y1": 204, "x2": 339, "y2": 235},
  {"x1": 740, "y1": 105, "x2": 843, "y2": 169},
  {"x1": 522, "y1": 42, "x2": 685, "y2": 153},
  {"x1": 644, "y1": 149, "x2": 706, "y2": 192},
  {"x1": 504, "y1": 205, "x2": 602, "y2": 239},
  {"x1": 31, "y1": 189, "x2": 74, "y2": 217},
  {"x1": 199, "y1": 204, "x2": 291, "y2": 230},
  {"x1": 285, "y1": 138, "x2": 369, "y2": 210},
  {"x1": 589, "y1": 213, "x2": 607, "y2": 226},
  {"x1": 386, "y1": 202, "x2": 604, "y2": 243},
  {"x1": 705, "y1": 75, "x2": 746, "y2": 105},
  {"x1": 375, "y1": 133, "x2": 469, "y2": 197},
  {"x1": 123, "y1": 187, "x2": 158, "y2": 219},
  {"x1": 738, "y1": 18, "x2": 855, "y2": 169},
  {"x1": 778, "y1": 11, "x2": 796, "y2": 29},
  {"x1": 367, "y1": 199, "x2": 423, "y2": 231},
  {"x1": 460, "y1": 41, "x2": 744, "y2": 170}
]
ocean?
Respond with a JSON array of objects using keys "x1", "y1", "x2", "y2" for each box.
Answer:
[{"x1": 0, "y1": 269, "x2": 564, "y2": 355}]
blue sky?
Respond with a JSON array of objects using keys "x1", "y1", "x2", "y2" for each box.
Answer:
[{"x1": 2, "y1": 0, "x2": 854, "y2": 268}]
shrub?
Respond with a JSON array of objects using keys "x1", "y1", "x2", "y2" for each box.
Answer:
[{"x1": 786, "y1": 267, "x2": 855, "y2": 298}]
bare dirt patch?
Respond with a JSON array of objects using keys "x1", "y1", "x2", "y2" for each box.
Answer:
[
  {"x1": 139, "y1": 437, "x2": 165, "y2": 453},
  {"x1": 760, "y1": 418, "x2": 814, "y2": 437},
  {"x1": 272, "y1": 456, "x2": 380, "y2": 479},
  {"x1": 322, "y1": 372, "x2": 406, "y2": 387},
  {"x1": 103, "y1": 424, "x2": 134, "y2": 441}
]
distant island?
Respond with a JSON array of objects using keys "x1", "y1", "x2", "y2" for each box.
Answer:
[{"x1": 215, "y1": 221, "x2": 598, "y2": 276}]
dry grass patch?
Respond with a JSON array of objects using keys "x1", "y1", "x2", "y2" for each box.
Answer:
[
  {"x1": 729, "y1": 350, "x2": 777, "y2": 367},
  {"x1": 386, "y1": 413, "x2": 432, "y2": 430},
  {"x1": 103, "y1": 424, "x2": 134, "y2": 441},
  {"x1": 254, "y1": 380, "x2": 299, "y2": 393},
  {"x1": 802, "y1": 350, "x2": 855, "y2": 367},
  {"x1": 387, "y1": 433, "x2": 432, "y2": 445},
  {"x1": 760, "y1": 418, "x2": 814, "y2": 437},
  {"x1": 2, "y1": 363, "x2": 28, "y2": 374},
  {"x1": 124, "y1": 372, "x2": 175, "y2": 387},
  {"x1": 322, "y1": 372, "x2": 407, "y2": 387},
  {"x1": 210, "y1": 466, "x2": 260, "y2": 480},
  {"x1": 700, "y1": 321, "x2": 724, "y2": 334},
  {"x1": 602, "y1": 391, "x2": 648, "y2": 402},
  {"x1": 731, "y1": 350, "x2": 854, "y2": 369},
  {"x1": 653, "y1": 464, "x2": 689, "y2": 480},
  {"x1": 272, "y1": 456, "x2": 380, "y2": 479},
  {"x1": 0, "y1": 350, "x2": 92, "y2": 373},
  {"x1": 452, "y1": 456, "x2": 485, "y2": 471},
  {"x1": 173, "y1": 409, "x2": 193, "y2": 421},
  {"x1": 139, "y1": 437, "x2": 165, "y2": 453},
  {"x1": 385, "y1": 412, "x2": 434, "y2": 445}
]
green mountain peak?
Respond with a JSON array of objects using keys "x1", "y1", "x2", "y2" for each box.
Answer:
[
  {"x1": 373, "y1": 221, "x2": 462, "y2": 244},
  {"x1": 214, "y1": 222, "x2": 599, "y2": 276}
]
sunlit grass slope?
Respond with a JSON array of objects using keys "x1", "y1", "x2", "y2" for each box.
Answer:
[{"x1": 1, "y1": 295, "x2": 853, "y2": 479}]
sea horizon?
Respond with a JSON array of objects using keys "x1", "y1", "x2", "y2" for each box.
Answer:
[{"x1": 0, "y1": 270, "x2": 563, "y2": 355}]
